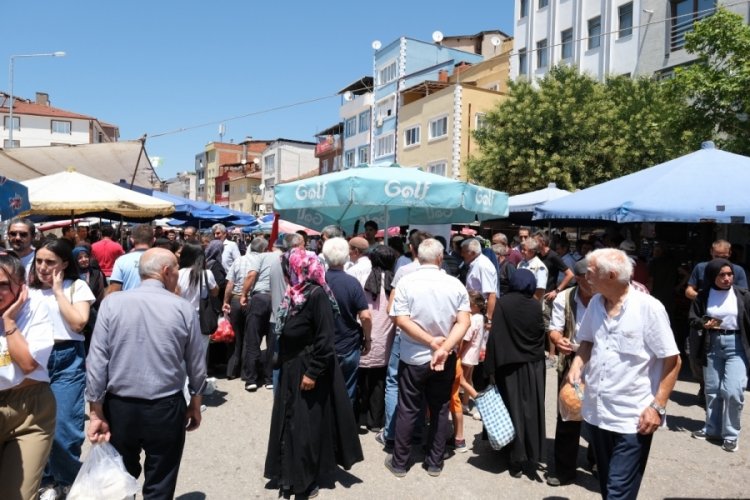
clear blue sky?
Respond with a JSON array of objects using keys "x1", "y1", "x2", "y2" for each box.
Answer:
[{"x1": 5, "y1": 0, "x2": 514, "y2": 179}]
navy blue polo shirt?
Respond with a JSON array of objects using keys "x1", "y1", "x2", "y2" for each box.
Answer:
[{"x1": 326, "y1": 268, "x2": 368, "y2": 356}]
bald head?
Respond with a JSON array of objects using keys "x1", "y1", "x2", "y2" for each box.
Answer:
[{"x1": 139, "y1": 248, "x2": 179, "y2": 291}]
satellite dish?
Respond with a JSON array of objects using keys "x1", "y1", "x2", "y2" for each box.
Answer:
[
  {"x1": 432, "y1": 31, "x2": 444, "y2": 43},
  {"x1": 490, "y1": 36, "x2": 501, "y2": 47},
  {"x1": 343, "y1": 91, "x2": 354, "y2": 101},
  {"x1": 372, "y1": 40, "x2": 382, "y2": 50}
]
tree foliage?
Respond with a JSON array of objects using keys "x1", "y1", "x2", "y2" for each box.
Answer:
[
  {"x1": 468, "y1": 66, "x2": 704, "y2": 195},
  {"x1": 672, "y1": 8, "x2": 750, "y2": 155}
]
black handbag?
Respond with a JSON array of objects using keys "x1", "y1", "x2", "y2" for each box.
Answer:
[{"x1": 198, "y1": 271, "x2": 219, "y2": 335}]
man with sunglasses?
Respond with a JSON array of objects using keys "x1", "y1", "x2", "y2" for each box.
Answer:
[{"x1": 7, "y1": 217, "x2": 35, "y2": 278}]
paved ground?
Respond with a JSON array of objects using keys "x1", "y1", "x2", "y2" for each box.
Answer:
[{"x1": 84, "y1": 365, "x2": 749, "y2": 499}]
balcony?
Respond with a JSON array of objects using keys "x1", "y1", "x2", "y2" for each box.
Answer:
[{"x1": 315, "y1": 136, "x2": 342, "y2": 157}]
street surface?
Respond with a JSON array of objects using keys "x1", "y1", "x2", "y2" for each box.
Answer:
[{"x1": 84, "y1": 366, "x2": 749, "y2": 499}]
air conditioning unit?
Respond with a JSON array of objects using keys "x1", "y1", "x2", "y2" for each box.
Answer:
[{"x1": 376, "y1": 116, "x2": 384, "y2": 127}]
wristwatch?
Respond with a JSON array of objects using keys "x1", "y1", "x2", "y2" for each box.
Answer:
[{"x1": 649, "y1": 401, "x2": 666, "y2": 416}]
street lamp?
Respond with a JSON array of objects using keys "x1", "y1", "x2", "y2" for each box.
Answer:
[{"x1": 8, "y1": 51, "x2": 66, "y2": 148}]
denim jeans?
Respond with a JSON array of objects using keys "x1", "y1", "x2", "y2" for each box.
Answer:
[
  {"x1": 383, "y1": 334, "x2": 401, "y2": 441},
  {"x1": 703, "y1": 333, "x2": 749, "y2": 440},
  {"x1": 337, "y1": 347, "x2": 361, "y2": 404},
  {"x1": 43, "y1": 341, "x2": 86, "y2": 487}
]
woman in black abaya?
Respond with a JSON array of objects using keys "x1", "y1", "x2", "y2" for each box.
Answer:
[
  {"x1": 485, "y1": 268, "x2": 546, "y2": 478},
  {"x1": 264, "y1": 248, "x2": 363, "y2": 498}
]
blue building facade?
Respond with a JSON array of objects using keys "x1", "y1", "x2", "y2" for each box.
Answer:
[{"x1": 370, "y1": 37, "x2": 484, "y2": 165}]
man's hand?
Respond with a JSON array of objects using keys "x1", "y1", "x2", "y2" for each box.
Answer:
[
  {"x1": 87, "y1": 416, "x2": 111, "y2": 443},
  {"x1": 543, "y1": 289, "x2": 558, "y2": 302},
  {"x1": 300, "y1": 375, "x2": 316, "y2": 391},
  {"x1": 551, "y1": 334, "x2": 573, "y2": 355},
  {"x1": 185, "y1": 398, "x2": 202, "y2": 432},
  {"x1": 222, "y1": 302, "x2": 232, "y2": 314},
  {"x1": 361, "y1": 338, "x2": 372, "y2": 356},
  {"x1": 637, "y1": 405, "x2": 662, "y2": 435},
  {"x1": 567, "y1": 360, "x2": 583, "y2": 386},
  {"x1": 429, "y1": 337, "x2": 446, "y2": 351},
  {"x1": 431, "y1": 348, "x2": 449, "y2": 371}
]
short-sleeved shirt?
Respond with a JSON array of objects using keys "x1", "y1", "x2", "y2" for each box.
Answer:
[
  {"x1": 689, "y1": 261, "x2": 748, "y2": 291},
  {"x1": 29, "y1": 279, "x2": 96, "y2": 342},
  {"x1": 268, "y1": 251, "x2": 286, "y2": 324},
  {"x1": 465, "y1": 253, "x2": 498, "y2": 299},
  {"x1": 326, "y1": 269, "x2": 368, "y2": 355},
  {"x1": 461, "y1": 313, "x2": 486, "y2": 366},
  {"x1": 519, "y1": 256, "x2": 548, "y2": 292},
  {"x1": 346, "y1": 256, "x2": 372, "y2": 289},
  {"x1": 391, "y1": 264, "x2": 471, "y2": 366},
  {"x1": 541, "y1": 249, "x2": 569, "y2": 291},
  {"x1": 577, "y1": 287, "x2": 679, "y2": 434},
  {"x1": 549, "y1": 287, "x2": 588, "y2": 345},
  {"x1": 222, "y1": 239, "x2": 241, "y2": 273},
  {"x1": 247, "y1": 253, "x2": 275, "y2": 294},
  {"x1": 226, "y1": 253, "x2": 257, "y2": 296},
  {"x1": 178, "y1": 269, "x2": 217, "y2": 311},
  {"x1": 110, "y1": 249, "x2": 146, "y2": 290},
  {"x1": 91, "y1": 238, "x2": 125, "y2": 277},
  {"x1": 0, "y1": 298, "x2": 53, "y2": 390}
]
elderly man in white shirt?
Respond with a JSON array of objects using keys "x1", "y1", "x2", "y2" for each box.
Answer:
[
  {"x1": 345, "y1": 236, "x2": 372, "y2": 288},
  {"x1": 385, "y1": 238, "x2": 470, "y2": 478},
  {"x1": 460, "y1": 238, "x2": 497, "y2": 323},
  {"x1": 518, "y1": 237, "x2": 548, "y2": 301},
  {"x1": 212, "y1": 223, "x2": 241, "y2": 273},
  {"x1": 567, "y1": 249, "x2": 680, "y2": 500}
]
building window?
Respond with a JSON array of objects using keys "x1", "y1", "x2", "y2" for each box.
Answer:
[
  {"x1": 475, "y1": 113, "x2": 487, "y2": 130},
  {"x1": 375, "y1": 95, "x2": 396, "y2": 122},
  {"x1": 588, "y1": 16, "x2": 602, "y2": 49},
  {"x1": 561, "y1": 28, "x2": 573, "y2": 59},
  {"x1": 264, "y1": 154, "x2": 276, "y2": 174},
  {"x1": 333, "y1": 156, "x2": 341, "y2": 171},
  {"x1": 344, "y1": 117, "x2": 357, "y2": 138},
  {"x1": 344, "y1": 149, "x2": 355, "y2": 168},
  {"x1": 619, "y1": 2, "x2": 634, "y2": 38},
  {"x1": 358, "y1": 145, "x2": 369, "y2": 164},
  {"x1": 358, "y1": 110, "x2": 370, "y2": 133},
  {"x1": 518, "y1": 48, "x2": 528, "y2": 76},
  {"x1": 322, "y1": 159, "x2": 329, "y2": 173},
  {"x1": 377, "y1": 60, "x2": 398, "y2": 85},
  {"x1": 51, "y1": 120, "x2": 71, "y2": 134},
  {"x1": 428, "y1": 161, "x2": 447, "y2": 177},
  {"x1": 536, "y1": 39, "x2": 548, "y2": 68},
  {"x1": 404, "y1": 125, "x2": 420, "y2": 147},
  {"x1": 374, "y1": 134, "x2": 395, "y2": 158},
  {"x1": 538, "y1": 0, "x2": 548, "y2": 7},
  {"x1": 671, "y1": 0, "x2": 716, "y2": 51},
  {"x1": 429, "y1": 116, "x2": 448, "y2": 140},
  {"x1": 520, "y1": 0, "x2": 529, "y2": 18},
  {"x1": 3, "y1": 116, "x2": 20, "y2": 131},
  {"x1": 3, "y1": 139, "x2": 19, "y2": 148}
]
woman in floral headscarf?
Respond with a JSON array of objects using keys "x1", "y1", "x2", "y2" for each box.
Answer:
[{"x1": 264, "y1": 248, "x2": 363, "y2": 499}]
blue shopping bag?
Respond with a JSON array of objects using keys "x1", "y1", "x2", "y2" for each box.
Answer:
[{"x1": 474, "y1": 384, "x2": 515, "y2": 450}]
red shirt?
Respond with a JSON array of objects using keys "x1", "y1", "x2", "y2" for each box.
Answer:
[{"x1": 91, "y1": 238, "x2": 125, "y2": 277}]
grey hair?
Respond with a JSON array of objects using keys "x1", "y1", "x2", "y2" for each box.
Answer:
[
  {"x1": 322, "y1": 237, "x2": 349, "y2": 267},
  {"x1": 250, "y1": 237, "x2": 268, "y2": 253},
  {"x1": 418, "y1": 238, "x2": 444, "y2": 264},
  {"x1": 588, "y1": 248, "x2": 632, "y2": 284},
  {"x1": 521, "y1": 237, "x2": 539, "y2": 252},
  {"x1": 321, "y1": 225, "x2": 343, "y2": 239},
  {"x1": 492, "y1": 232, "x2": 508, "y2": 245},
  {"x1": 211, "y1": 223, "x2": 227, "y2": 234},
  {"x1": 461, "y1": 238, "x2": 482, "y2": 255},
  {"x1": 491, "y1": 243, "x2": 508, "y2": 257},
  {"x1": 139, "y1": 248, "x2": 176, "y2": 279},
  {"x1": 285, "y1": 233, "x2": 304, "y2": 249}
]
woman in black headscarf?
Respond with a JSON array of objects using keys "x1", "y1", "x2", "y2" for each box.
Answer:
[
  {"x1": 689, "y1": 258, "x2": 750, "y2": 452},
  {"x1": 485, "y1": 268, "x2": 546, "y2": 478}
]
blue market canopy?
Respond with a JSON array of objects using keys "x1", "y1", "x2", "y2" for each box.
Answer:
[
  {"x1": 273, "y1": 163, "x2": 508, "y2": 233},
  {"x1": 0, "y1": 176, "x2": 30, "y2": 220},
  {"x1": 534, "y1": 142, "x2": 750, "y2": 224}
]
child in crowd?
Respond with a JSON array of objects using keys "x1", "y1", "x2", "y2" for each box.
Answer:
[{"x1": 461, "y1": 291, "x2": 487, "y2": 419}]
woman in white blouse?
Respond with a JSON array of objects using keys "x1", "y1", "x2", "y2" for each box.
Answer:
[
  {"x1": 0, "y1": 252, "x2": 56, "y2": 500},
  {"x1": 690, "y1": 258, "x2": 750, "y2": 453},
  {"x1": 28, "y1": 240, "x2": 95, "y2": 498}
]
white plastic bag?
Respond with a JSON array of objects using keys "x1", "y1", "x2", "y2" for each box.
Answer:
[{"x1": 67, "y1": 442, "x2": 140, "y2": 500}]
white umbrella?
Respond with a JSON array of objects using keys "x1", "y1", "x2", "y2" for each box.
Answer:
[
  {"x1": 508, "y1": 183, "x2": 572, "y2": 213},
  {"x1": 21, "y1": 169, "x2": 174, "y2": 219}
]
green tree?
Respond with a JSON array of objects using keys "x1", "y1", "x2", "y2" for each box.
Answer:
[
  {"x1": 469, "y1": 66, "x2": 698, "y2": 194},
  {"x1": 672, "y1": 8, "x2": 750, "y2": 155}
]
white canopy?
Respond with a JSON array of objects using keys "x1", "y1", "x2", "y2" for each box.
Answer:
[
  {"x1": 21, "y1": 170, "x2": 174, "y2": 218},
  {"x1": 508, "y1": 183, "x2": 572, "y2": 213},
  {"x1": 0, "y1": 140, "x2": 161, "y2": 189}
]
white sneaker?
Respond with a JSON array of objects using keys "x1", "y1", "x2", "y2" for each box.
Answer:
[
  {"x1": 39, "y1": 485, "x2": 62, "y2": 500},
  {"x1": 204, "y1": 377, "x2": 217, "y2": 395}
]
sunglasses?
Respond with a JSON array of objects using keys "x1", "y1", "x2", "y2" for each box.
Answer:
[{"x1": 8, "y1": 231, "x2": 30, "y2": 237}]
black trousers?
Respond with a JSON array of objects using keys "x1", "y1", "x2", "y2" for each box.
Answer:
[
  {"x1": 242, "y1": 292, "x2": 273, "y2": 385},
  {"x1": 357, "y1": 366, "x2": 387, "y2": 429},
  {"x1": 393, "y1": 354, "x2": 456, "y2": 470},
  {"x1": 225, "y1": 296, "x2": 246, "y2": 379},
  {"x1": 553, "y1": 373, "x2": 595, "y2": 480},
  {"x1": 104, "y1": 392, "x2": 186, "y2": 500}
]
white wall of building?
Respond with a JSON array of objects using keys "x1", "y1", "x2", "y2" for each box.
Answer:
[{"x1": 4, "y1": 114, "x2": 91, "y2": 147}]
